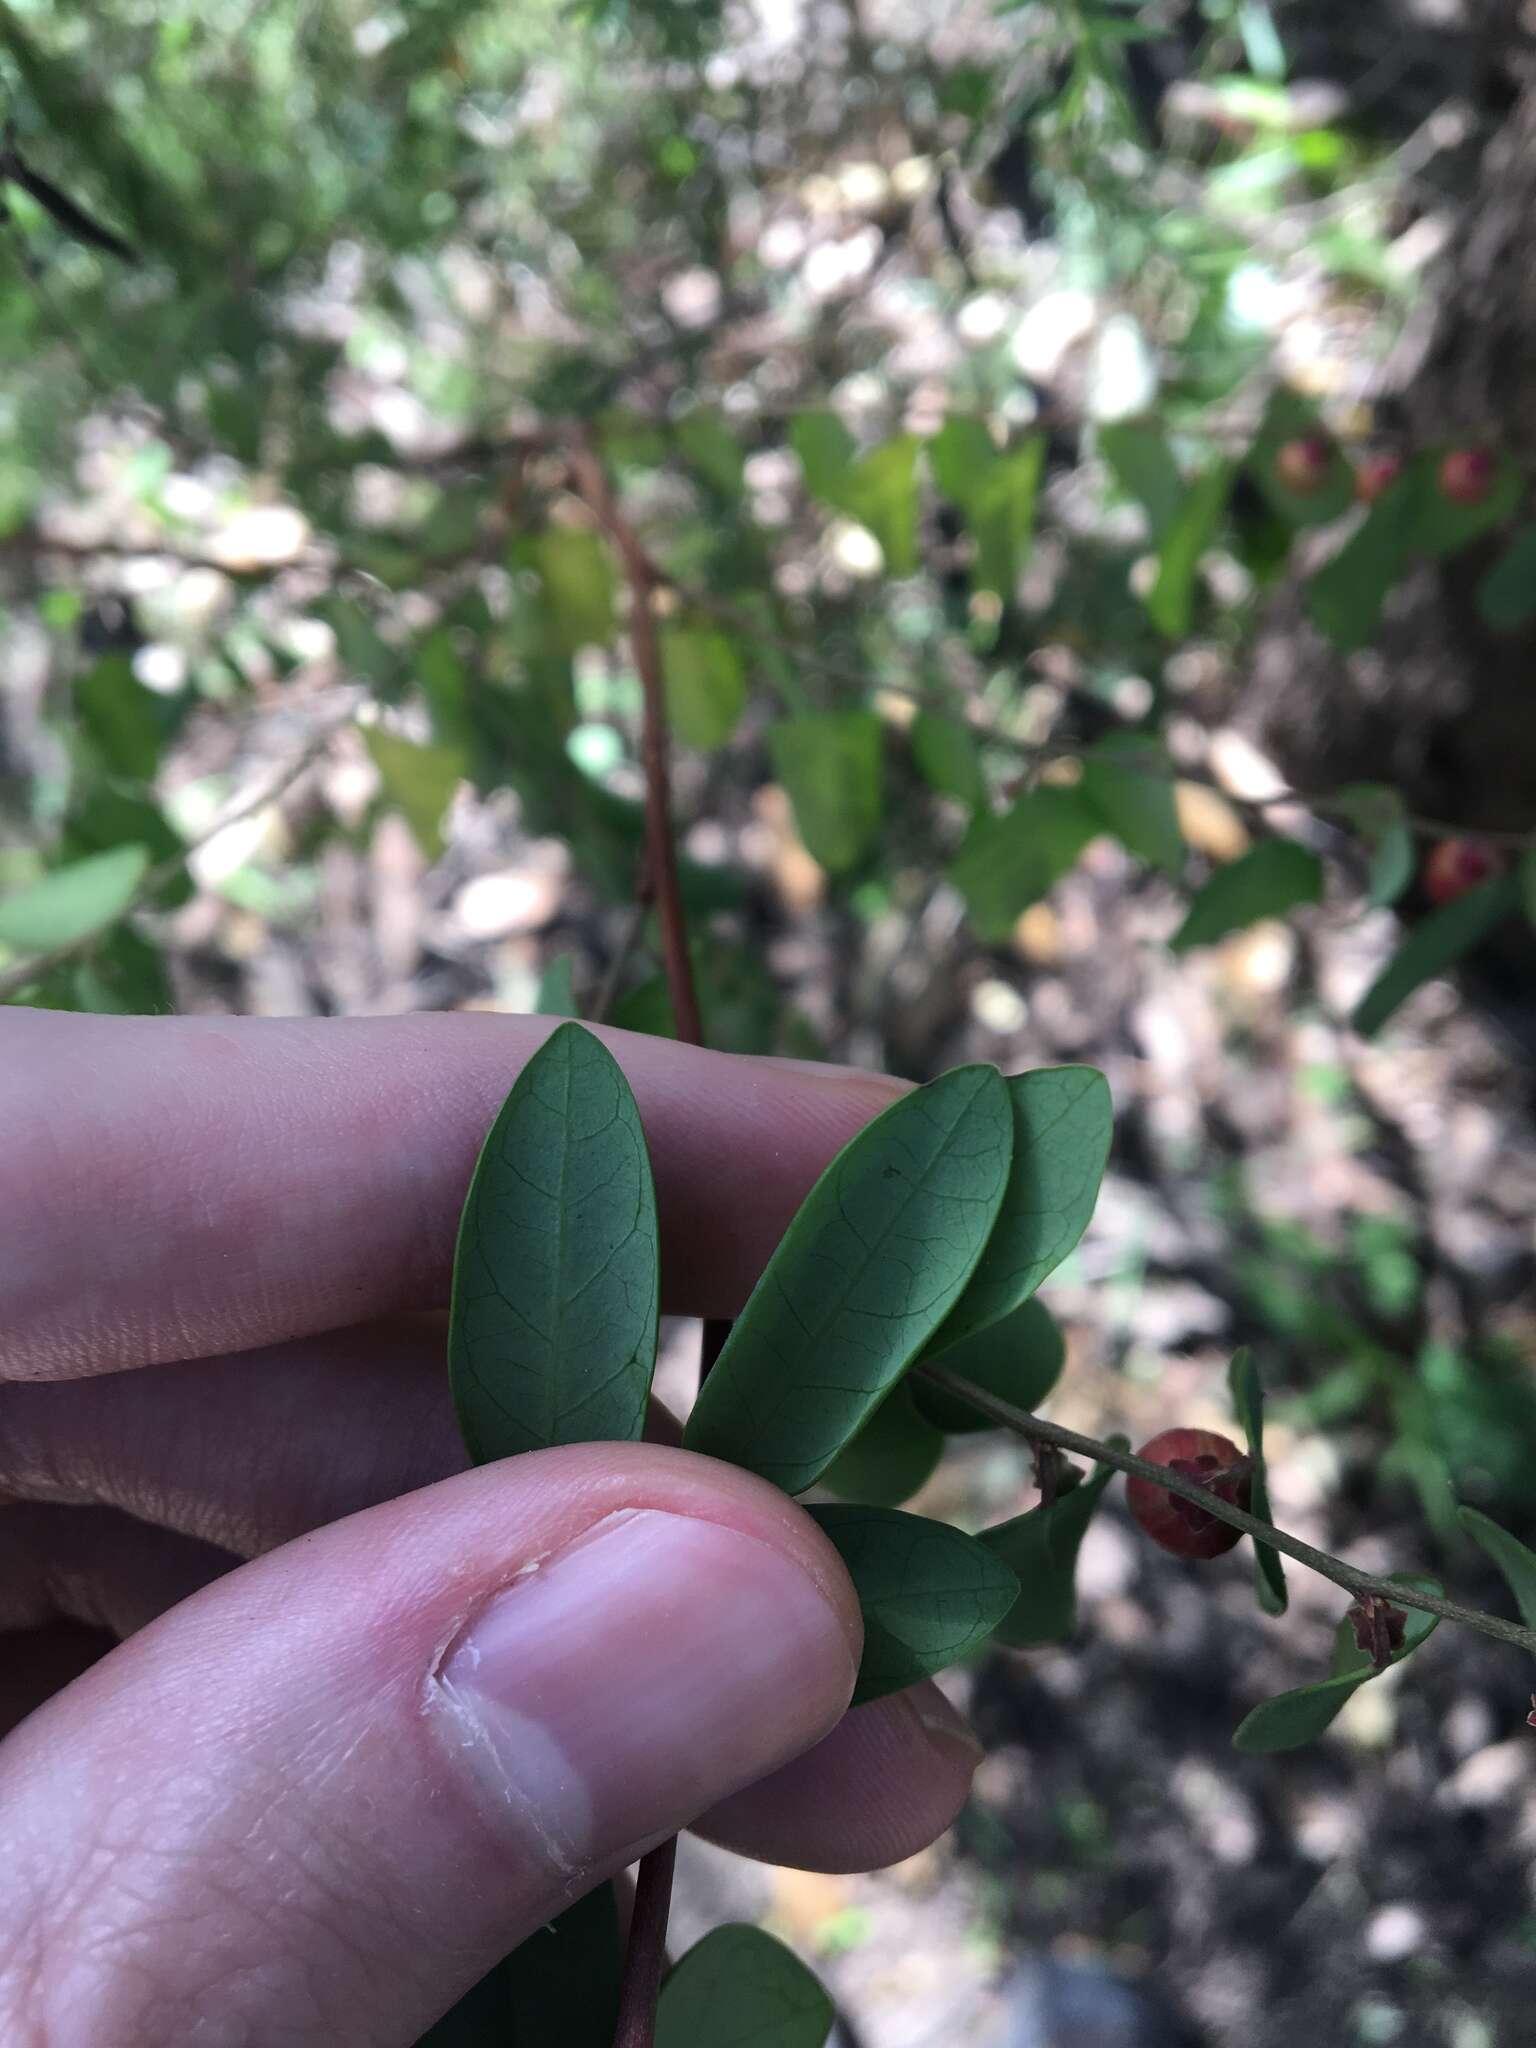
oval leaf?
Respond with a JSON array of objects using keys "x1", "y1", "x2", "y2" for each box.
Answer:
[
  {"x1": 822, "y1": 1380, "x2": 944, "y2": 1506},
  {"x1": 1147, "y1": 463, "x2": 1232, "y2": 638},
  {"x1": 1171, "y1": 839, "x2": 1322, "y2": 954},
  {"x1": 0, "y1": 844, "x2": 148, "y2": 953},
  {"x1": 1459, "y1": 1507, "x2": 1536, "y2": 1629},
  {"x1": 1233, "y1": 1575, "x2": 1441, "y2": 1754},
  {"x1": 948, "y1": 788, "x2": 1099, "y2": 940},
  {"x1": 661, "y1": 623, "x2": 747, "y2": 750},
  {"x1": 1307, "y1": 475, "x2": 1421, "y2": 652},
  {"x1": 767, "y1": 710, "x2": 884, "y2": 874},
  {"x1": 448, "y1": 1023, "x2": 659, "y2": 1463},
  {"x1": 1229, "y1": 1348, "x2": 1287, "y2": 1615},
  {"x1": 1351, "y1": 874, "x2": 1519, "y2": 1038},
  {"x1": 1476, "y1": 525, "x2": 1536, "y2": 631},
  {"x1": 979, "y1": 1454, "x2": 1120, "y2": 1647},
  {"x1": 913, "y1": 1298, "x2": 1065, "y2": 1433},
  {"x1": 807, "y1": 1505, "x2": 1020, "y2": 1704},
  {"x1": 1079, "y1": 737, "x2": 1184, "y2": 877},
  {"x1": 911, "y1": 709, "x2": 986, "y2": 810},
  {"x1": 656, "y1": 1926, "x2": 832, "y2": 2048},
  {"x1": 684, "y1": 1065, "x2": 1014, "y2": 1493},
  {"x1": 363, "y1": 728, "x2": 465, "y2": 859},
  {"x1": 936, "y1": 1067, "x2": 1111, "y2": 1348}
]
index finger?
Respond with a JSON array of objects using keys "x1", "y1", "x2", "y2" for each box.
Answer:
[{"x1": 2, "y1": 1009, "x2": 903, "y2": 1381}]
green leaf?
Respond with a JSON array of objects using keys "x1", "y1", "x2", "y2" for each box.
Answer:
[
  {"x1": 929, "y1": 425, "x2": 1043, "y2": 598},
  {"x1": 1171, "y1": 839, "x2": 1323, "y2": 953},
  {"x1": 947, "y1": 787, "x2": 1099, "y2": 941},
  {"x1": 1459, "y1": 1507, "x2": 1536, "y2": 1629},
  {"x1": 684, "y1": 1065, "x2": 1014, "y2": 1493},
  {"x1": 1147, "y1": 464, "x2": 1232, "y2": 637},
  {"x1": 938, "y1": 1067, "x2": 1112, "y2": 1347},
  {"x1": 448, "y1": 1023, "x2": 660, "y2": 1463},
  {"x1": 807, "y1": 1505, "x2": 1020, "y2": 1704},
  {"x1": 1412, "y1": 458, "x2": 1521, "y2": 559},
  {"x1": 1099, "y1": 420, "x2": 1184, "y2": 541},
  {"x1": 1328, "y1": 784, "x2": 1413, "y2": 908},
  {"x1": 320, "y1": 596, "x2": 403, "y2": 696},
  {"x1": 980, "y1": 1456, "x2": 1120, "y2": 1647},
  {"x1": 1521, "y1": 847, "x2": 1536, "y2": 927},
  {"x1": 767, "y1": 710, "x2": 884, "y2": 873},
  {"x1": 913, "y1": 1298, "x2": 1065, "y2": 1432},
  {"x1": 535, "y1": 954, "x2": 577, "y2": 1018},
  {"x1": 1307, "y1": 474, "x2": 1423, "y2": 652},
  {"x1": 74, "y1": 653, "x2": 167, "y2": 781},
  {"x1": 1351, "y1": 874, "x2": 1519, "y2": 1038},
  {"x1": 362, "y1": 728, "x2": 464, "y2": 860},
  {"x1": 845, "y1": 435, "x2": 921, "y2": 578},
  {"x1": 524, "y1": 528, "x2": 617, "y2": 654},
  {"x1": 822, "y1": 1380, "x2": 944, "y2": 1506},
  {"x1": 791, "y1": 411, "x2": 857, "y2": 501},
  {"x1": 910, "y1": 710, "x2": 986, "y2": 810},
  {"x1": 661, "y1": 623, "x2": 747, "y2": 750},
  {"x1": 1233, "y1": 1576, "x2": 1441, "y2": 1753},
  {"x1": 416, "y1": 1884, "x2": 621, "y2": 2047},
  {"x1": 1079, "y1": 736, "x2": 1184, "y2": 876},
  {"x1": 674, "y1": 408, "x2": 745, "y2": 498},
  {"x1": 656, "y1": 1926, "x2": 833, "y2": 2048},
  {"x1": 1247, "y1": 392, "x2": 1355, "y2": 527},
  {"x1": 927, "y1": 417, "x2": 996, "y2": 506},
  {"x1": 1476, "y1": 525, "x2": 1536, "y2": 631},
  {"x1": 1229, "y1": 1349, "x2": 1287, "y2": 1615},
  {"x1": 0, "y1": 845, "x2": 148, "y2": 952}
]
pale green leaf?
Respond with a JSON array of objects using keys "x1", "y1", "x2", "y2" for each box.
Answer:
[
  {"x1": 1351, "y1": 875, "x2": 1519, "y2": 1038},
  {"x1": 525, "y1": 528, "x2": 617, "y2": 654},
  {"x1": 807, "y1": 1505, "x2": 1020, "y2": 1704},
  {"x1": 363, "y1": 728, "x2": 464, "y2": 859},
  {"x1": 656, "y1": 1926, "x2": 832, "y2": 2048},
  {"x1": 449, "y1": 1024, "x2": 659, "y2": 1462},
  {"x1": 661, "y1": 624, "x2": 747, "y2": 750},
  {"x1": 0, "y1": 844, "x2": 148, "y2": 952},
  {"x1": 684, "y1": 1066, "x2": 1014, "y2": 1493}
]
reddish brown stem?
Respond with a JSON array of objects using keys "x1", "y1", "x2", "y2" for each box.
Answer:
[{"x1": 610, "y1": 1835, "x2": 677, "y2": 2048}]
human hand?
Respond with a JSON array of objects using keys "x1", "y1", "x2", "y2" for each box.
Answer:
[{"x1": 0, "y1": 1010, "x2": 982, "y2": 2045}]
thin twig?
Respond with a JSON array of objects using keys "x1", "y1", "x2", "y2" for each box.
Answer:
[
  {"x1": 610, "y1": 1836, "x2": 677, "y2": 2048},
  {"x1": 568, "y1": 442, "x2": 703, "y2": 1046},
  {"x1": 0, "y1": 690, "x2": 362, "y2": 1003},
  {"x1": 919, "y1": 1367, "x2": 1536, "y2": 1659}
]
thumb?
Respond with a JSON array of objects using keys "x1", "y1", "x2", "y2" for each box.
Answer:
[{"x1": 0, "y1": 1444, "x2": 859, "y2": 2047}]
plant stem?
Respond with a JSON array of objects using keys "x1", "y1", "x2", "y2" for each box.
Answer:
[
  {"x1": 569, "y1": 442, "x2": 703, "y2": 1046},
  {"x1": 919, "y1": 1367, "x2": 1536, "y2": 1659},
  {"x1": 610, "y1": 1835, "x2": 677, "y2": 2048}
]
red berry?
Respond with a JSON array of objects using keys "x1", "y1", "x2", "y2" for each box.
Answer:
[
  {"x1": 1274, "y1": 435, "x2": 1333, "y2": 494},
  {"x1": 1127, "y1": 1429, "x2": 1250, "y2": 1560},
  {"x1": 1438, "y1": 447, "x2": 1495, "y2": 506},
  {"x1": 1422, "y1": 836, "x2": 1502, "y2": 907},
  {"x1": 1355, "y1": 453, "x2": 1403, "y2": 504}
]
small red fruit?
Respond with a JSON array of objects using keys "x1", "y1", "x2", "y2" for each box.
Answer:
[
  {"x1": 1355, "y1": 452, "x2": 1403, "y2": 504},
  {"x1": 1128, "y1": 1428, "x2": 1251, "y2": 1560},
  {"x1": 1438, "y1": 447, "x2": 1495, "y2": 506},
  {"x1": 1422, "y1": 836, "x2": 1503, "y2": 906},
  {"x1": 1274, "y1": 435, "x2": 1333, "y2": 495}
]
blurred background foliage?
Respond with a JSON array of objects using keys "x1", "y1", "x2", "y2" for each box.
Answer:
[{"x1": 5, "y1": 0, "x2": 1536, "y2": 2041}]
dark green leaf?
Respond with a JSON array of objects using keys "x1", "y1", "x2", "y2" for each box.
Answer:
[
  {"x1": 0, "y1": 845, "x2": 148, "y2": 952},
  {"x1": 967, "y1": 439, "x2": 1044, "y2": 600},
  {"x1": 416, "y1": 1883, "x2": 620, "y2": 2047},
  {"x1": 535, "y1": 954, "x2": 577, "y2": 1018},
  {"x1": 910, "y1": 710, "x2": 986, "y2": 810},
  {"x1": 362, "y1": 728, "x2": 464, "y2": 860},
  {"x1": 927, "y1": 417, "x2": 996, "y2": 506},
  {"x1": 74, "y1": 653, "x2": 166, "y2": 781},
  {"x1": 913, "y1": 1298, "x2": 1065, "y2": 1432},
  {"x1": 981, "y1": 1456, "x2": 1120, "y2": 1647},
  {"x1": 655, "y1": 1925, "x2": 832, "y2": 2048},
  {"x1": 1171, "y1": 840, "x2": 1323, "y2": 953},
  {"x1": 321, "y1": 596, "x2": 403, "y2": 695},
  {"x1": 448, "y1": 1023, "x2": 659, "y2": 1463},
  {"x1": 63, "y1": 784, "x2": 190, "y2": 909},
  {"x1": 661, "y1": 623, "x2": 746, "y2": 750},
  {"x1": 1477, "y1": 526, "x2": 1536, "y2": 631},
  {"x1": 1458, "y1": 1508, "x2": 1536, "y2": 1630},
  {"x1": 1307, "y1": 474, "x2": 1423, "y2": 652},
  {"x1": 822, "y1": 1380, "x2": 944, "y2": 1506},
  {"x1": 1079, "y1": 736, "x2": 1184, "y2": 876},
  {"x1": 1521, "y1": 848, "x2": 1536, "y2": 927},
  {"x1": 768, "y1": 710, "x2": 883, "y2": 873},
  {"x1": 807, "y1": 1505, "x2": 1020, "y2": 1704},
  {"x1": 1229, "y1": 1349, "x2": 1286, "y2": 1614},
  {"x1": 947, "y1": 788, "x2": 1099, "y2": 941},
  {"x1": 1233, "y1": 1577, "x2": 1441, "y2": 1753},
  {"x1": 1411, "y1": 458, "x2": 1521, "y2": 559},
  {"x1": 416, "y1": 627, "x2": 473, "y2": 753},
  {"x1": 1147, "y1": 464, "x2": 1232, "y2": 637},
  {"x1": 675, "y1": 408, "x2": 745, "y2": 498},
  {"x1": 1099, "y1": 419, "x2": 1184, "y2": 541},
  {"x1": 938, "y1": 1067, "x2": 1111, "y2": 1346},
  {"x1": 1328, "y1": 785, "x2": 1413, "y2": 908},
  {"x1": 70, "y1": 924, "x2": 172, "y2": 1015},
  {"x1": 1351, "y1": 875, "x2": 1519, "y2": 1038},
  {"x1": 684, "y1": 1066, "x2": 1014, "y2": 1493},
  {"x1": 1246, "y1": 392, "x2": 1355, "y2": 526},
  {"x1": 524, "y1": 528, "x2": 617, "y2": 654}
]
